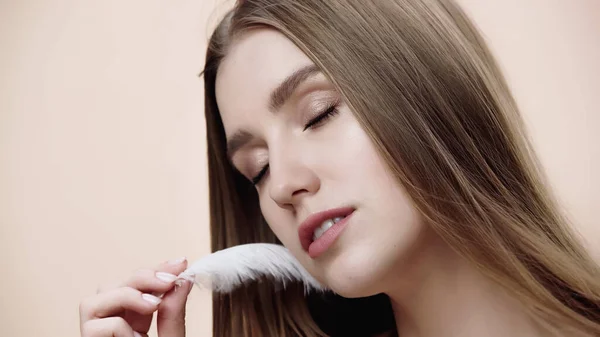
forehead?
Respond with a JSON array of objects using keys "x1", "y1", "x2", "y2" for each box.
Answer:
[{"x1": 215, "y1": 28, "x2": 313, "y2": 137}]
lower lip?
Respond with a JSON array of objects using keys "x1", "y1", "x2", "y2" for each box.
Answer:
[{"x1": 308, "y1": 211, "x2": 354, "y2": 259}]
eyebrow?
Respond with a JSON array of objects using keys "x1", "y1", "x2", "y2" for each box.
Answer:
[{"x1": 226, "y1": 64, "x2": 321, "y2": 162}]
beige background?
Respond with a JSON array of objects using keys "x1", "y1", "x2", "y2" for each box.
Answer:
[{"x1": 0, "y1": 1, "x2": 598, "y2": 336}]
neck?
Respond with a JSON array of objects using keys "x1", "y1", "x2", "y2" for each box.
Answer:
[{"x1": 384, "y1": 234, "x2": 552, "y2": 337}]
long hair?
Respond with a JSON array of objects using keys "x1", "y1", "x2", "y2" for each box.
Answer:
[{"x1": 201, "y1": 1, "x2": 600, "y2": 336}]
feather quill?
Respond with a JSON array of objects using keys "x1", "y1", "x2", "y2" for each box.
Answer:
[{"x1": 175, "y1": 243, "x2": 327, "y2": 294}]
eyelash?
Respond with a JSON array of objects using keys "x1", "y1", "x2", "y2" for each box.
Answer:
[{"x1": 250, "y1": 102, "x2": 340, "y2": 185}]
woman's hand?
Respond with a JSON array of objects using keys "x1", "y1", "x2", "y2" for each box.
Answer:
[{"x1": 79, "y1": 258, "x2": 193, "y2": 337}]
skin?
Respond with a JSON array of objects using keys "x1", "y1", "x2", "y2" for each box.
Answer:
[
  {"x1": 79, "y1": 258, "x2": 192, "y2": 337},
  {"x1": 78, "y1": 27, "x2": 564, "y2": 337},
  {"x1": 217, "y1": 28, "x2": 553, "y2": 337},
  {"x1": 217, "y1": 28, "x2": 425, "y2": 299}
]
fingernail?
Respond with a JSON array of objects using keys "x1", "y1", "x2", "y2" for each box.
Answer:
[
  {"x1": 142, "y1": 293, "x2": 162, "y2": 305},
  {"x1": 174, "y1": 273, "x2": 194, "y2": 287},
  {"x1": 182, "y1": 273, "x2": 195, "y2": 283},
  {"x1": 168, "y1": 257, "x2": 186, "y2": 265},
  {"x1": 173, "y1": 279, "x2": 193, "y2": 294},
  {"x1": 133, "y1": 332, "x2": 143, "y2": 337},
  {"x1": 155, "y1": 272, "x2": 177, "y2": 283}
]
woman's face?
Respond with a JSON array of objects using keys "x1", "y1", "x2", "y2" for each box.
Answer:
[{"x1": 216, "y1": 28, "x2": 428, "y2": 297}]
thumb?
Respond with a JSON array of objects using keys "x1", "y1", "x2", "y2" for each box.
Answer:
[{"x1": 156, "y1": 278, "x2": 193, "y2": 337}]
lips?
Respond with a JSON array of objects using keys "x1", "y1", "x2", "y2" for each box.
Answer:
[{"x1": 298, "y1": 206, "x2": 355, "y2": 254}]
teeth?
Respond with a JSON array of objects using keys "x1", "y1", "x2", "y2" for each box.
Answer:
[{"x1": 312, "y1": 216, "x2": 345, "y2": 241}]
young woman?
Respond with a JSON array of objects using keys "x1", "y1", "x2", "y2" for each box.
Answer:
[{"x1": 79, "y1": 1, "x2": 600, "y2": 336}]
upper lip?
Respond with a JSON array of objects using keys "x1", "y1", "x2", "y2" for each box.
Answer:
[{"x1": 298, "y1": 206, "x2": 355, "y2": 252}]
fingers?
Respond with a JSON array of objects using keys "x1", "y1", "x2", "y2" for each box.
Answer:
[
  {"x1": 98, "y1": 267, "x2": 183, "y2": 334},
  {"x1": 122, "y1": 258, "x2": 189, "y2": 294},
  {"x1": 155, "y1": 257, "x2": 189, "y2": 276},
  {"x1": 96, "y1": 258, "x2": 189, "y2": 295},
  {"x1": 121, "y1": 268, "x2": 181, "y2": 295},
  {"x1": 81, "y1": 316, "x2": 138, "y2": 337},
  {"x1": 80, "y1": 287, "x2": 162, "y2": 321},
  {"x1": 157, "y1": 279, "x2": 194, "y2": 337},
  {"x1": 80, "y1": 257, "x2": 191, "y2": 337}
]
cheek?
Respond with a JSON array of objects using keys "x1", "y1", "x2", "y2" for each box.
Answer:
[
  {"x1": 340, "y1": 118, "x2": 425, "y2": 252},
  {"x1": 336, "y1": 119, "x2": 391, "y2": 185}
]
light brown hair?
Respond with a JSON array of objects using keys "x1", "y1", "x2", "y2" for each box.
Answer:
[{"x1": 201, "y1": 1, "x2": 600, "y2": 336}]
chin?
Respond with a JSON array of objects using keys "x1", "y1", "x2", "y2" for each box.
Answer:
[
  {"x1": 317, "y1": 246, "x2": 399, "y2": 298},
  {"x1": 312, "y1": 225, "x2": 428, "y2": 299}
]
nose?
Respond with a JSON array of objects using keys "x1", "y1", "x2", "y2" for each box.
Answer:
[{"x1": 268, "y1": 153, "x2": 320, "y2": 210}]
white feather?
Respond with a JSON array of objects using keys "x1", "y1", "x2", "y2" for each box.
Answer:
[{"x1": 175, "y1": 243, "x2": 327, "y2": 294}]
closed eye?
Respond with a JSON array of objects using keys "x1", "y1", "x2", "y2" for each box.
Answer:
[
  {"x1": 303, "y1": 101, "x2": 340, "y2": 131},
  {"x1": 250, "y1": 101, "x2": 341, "y2": 185}
]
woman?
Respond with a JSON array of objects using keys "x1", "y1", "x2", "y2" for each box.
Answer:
[{"x1": 79, "y1": 1, "x2": 600, "y2": 336}]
